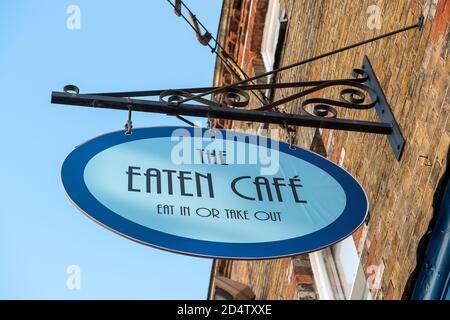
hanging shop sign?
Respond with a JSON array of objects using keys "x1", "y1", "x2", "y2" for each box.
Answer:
[{"x1": 61, "y1": 126, "x2": 368, "y2": 259}]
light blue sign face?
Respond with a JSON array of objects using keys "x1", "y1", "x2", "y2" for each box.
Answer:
[{"x1": 62, "y1": 127, "x2": 368, "y2": 259}]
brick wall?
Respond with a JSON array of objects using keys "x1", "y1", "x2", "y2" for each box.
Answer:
[{"x1": 212, "y1": 0, "x2": 449, "y2": 300}]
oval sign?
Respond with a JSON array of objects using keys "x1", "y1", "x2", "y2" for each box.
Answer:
[{"x1": 62, "y1": 126, "x2": 368, "y2": 259}]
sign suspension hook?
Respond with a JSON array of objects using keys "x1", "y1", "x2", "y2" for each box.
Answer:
[
  {"x1": 207, "y1": 113, "x2": 214, "y2": 130},
  {"x1": 283, "y1": 120, "x2": 296, "y2": 150},
  {"x1": 125, "y1": 103, "x2": 133, "y2": 135},
  {"x1": 287, "y1": 128, "x2": 296, "y2": 150}
]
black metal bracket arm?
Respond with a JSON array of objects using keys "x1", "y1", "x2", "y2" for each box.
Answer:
[
  {"x1": 51, "y1": 16, "x2": 424, "y2": 161},
  {"x1": 52, "y1": 56, "x2": 404, "y2": 160}
]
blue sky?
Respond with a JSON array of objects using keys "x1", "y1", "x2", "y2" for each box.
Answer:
[{"x1": 0, "y1": 0, "x2": 221, "y2": 299}]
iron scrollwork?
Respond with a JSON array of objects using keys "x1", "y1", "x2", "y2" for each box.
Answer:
[
  {"x1": 156, "y1": 67, "x2": 378, "y2": 123},
  {"x1": 52, "y1": 57, "x2": 407, "y2": 160},
  {"x1": 159, "y1": 87, "x2": 251, "y2": 109},
  {"x1": 300, "y1": 69, "x2": 378, "y2": 119}
]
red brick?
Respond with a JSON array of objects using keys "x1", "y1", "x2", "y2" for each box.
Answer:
[
  {"x1": 352, "y1": 226, "x2": 364, "y2": 248},
  {"x1": 431, "y1": 0, "x2": 450, "y2": 42},
  {"x1": 295, "y1": 274, "x2": 314, "y2": 285},
  {"x1": 384, "y1": 281, "x2": 395, "y2": 300}
]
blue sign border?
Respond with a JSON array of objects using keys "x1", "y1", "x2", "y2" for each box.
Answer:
[{"x1": 61, "y1": 126, "x2": 368, "y2": 259}]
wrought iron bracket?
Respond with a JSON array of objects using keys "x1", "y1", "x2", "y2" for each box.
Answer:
[{"x1": 52, "y1": 56, "x2": 406, "y2": 160}]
